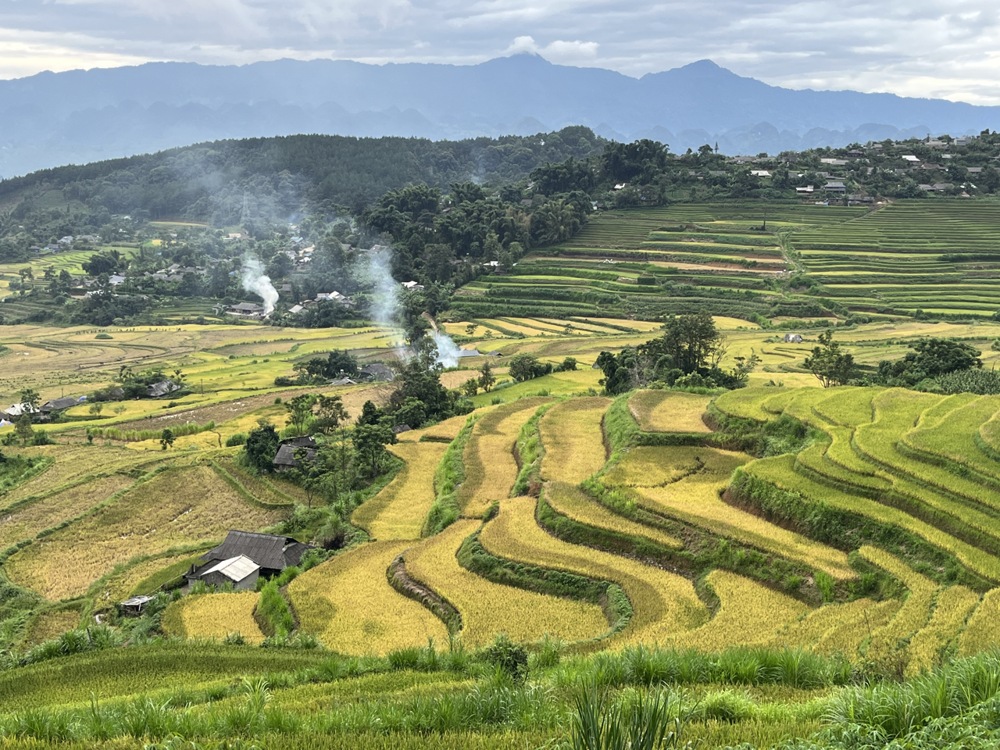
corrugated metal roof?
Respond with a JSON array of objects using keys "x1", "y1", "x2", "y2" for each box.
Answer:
[
  {"x1": 202, "y1": 555, "x2": 259, "y2": 582},
  {"x1": 203, "y1": 530, "x2": 310, "y2": 571}
]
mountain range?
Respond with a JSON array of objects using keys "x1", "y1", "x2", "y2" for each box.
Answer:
[{"x1": 1, "y1": 54, "x2": 998, "y2": 179}]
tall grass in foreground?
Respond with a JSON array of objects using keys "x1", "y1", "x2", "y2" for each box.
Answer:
[{"x1": 571, "y1": 680, "x2": 685, "y2": 750}]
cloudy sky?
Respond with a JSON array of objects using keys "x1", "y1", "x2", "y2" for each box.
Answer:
[{"x1": 3, "y1": 0, "x2": 1000, "y2": 104}]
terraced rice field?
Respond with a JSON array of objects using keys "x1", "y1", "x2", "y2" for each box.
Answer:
[
  {"x1": 288, "y1": 541, "x2": 449, "y2": 655},
  {"x1": 539, "y1": 397, "x2": 611, "y2": 485},
  {"x1": 5, "y1": 464, "x2": 286, "y2": 600},
  {"x1": 620, "y1": 447, "x2": 855, "y2": 579},
  {"x1": 404, "y1": 519, "x2": 610, "y2": 647},
  {"x1": 666, "y1": 570, "x2": 811, "y2": 651},
  {"x1": 629, "y1": 390, "x2": 712, "y2": 433},
  {"x1": 479, "y1": 497, "x2": 708, "y2": 645},
  {"x1": 458, "y1": 397, "x2": 551, "y2": 516},
  {"x1": 352, "y1": 441, "x2": 448, "y2": 540},
  {"x1": 161, "y1": 592, "x2": 265, "y2": 645},
  {"x1": 0, "y1": 474, "x2": 134, "y2": 549},
  {"x1": 545, "y1": 481, "x2": 683, "y2": 550}
]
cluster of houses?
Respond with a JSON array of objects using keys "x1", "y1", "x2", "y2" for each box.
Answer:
[{"x1": 1, "y1": 395, "x2": 87, "y2": 424}]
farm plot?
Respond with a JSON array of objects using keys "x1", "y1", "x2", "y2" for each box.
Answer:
[
  {"x1": 544, "y1": 482, "x2": 683, "y2": 550},
  {"x1": 161, "y1": 592, "x2": 265, "y2": 645},
  {"x1": 352, "y1": 441, "x2": 448, "y2": 541},
  {"x1": 5, "y1": 464, "x2": 286, "y2": 601},
  {"x1": 665, "y1": 570, "x2": 810, "y2": 651},
  {"x1": 403, "y1": 519, "x2": 610, "y2": 647},
  {"x1": 288, "y1": 541, "x2": 449, "y2": 655},
  {"x1": 459, "y1": 397, "x2": 550, "y2": 516},
  {"x1": 622, "y1": 447, "x2": 855, "y2": 579},
  {"x1": 539, "y1": 397, "x2": 611, "y2": 485},
  {"x1": 905, "y1": 585, "x2": 980, "y2": 675},
  {"x1": 0, "y1": 474, "x2": 134, "y2": 549},
  {"x1": 743, "y1": 455, "x2": 1000, "y2": 582},
  {"x1": 629, "y1": 390, "x2": 712, "y2": 433},
  {"x1": 858, "y1": 548, "x2": 939, "y2": 670},
  {"x1": 901, "y1": 395, "x2": 1000, "y2": 483},
  {"x1": 479, "y1": 497, "x2": 708, "y2": 646},
  {"x1": 958, "y1": 589, "x2": 1000, "y2": 656}
]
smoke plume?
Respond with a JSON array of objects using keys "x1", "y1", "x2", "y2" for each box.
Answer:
[
  {"x1": 363, "y1": 245, "x2": 401, "y2": 329},
  {"x1": 431, "y1": 330, "x2": 462, "y2": 368},
  {"x1": 240, "y1": 254, "x2": 279, "y2": 314}
]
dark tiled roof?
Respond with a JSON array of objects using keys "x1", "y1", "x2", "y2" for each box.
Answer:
[
  {"x1": 201, "y1": 530, "x2": 310, "y2": 571},
  {"x1": 272, "y1": 444, "x2": 317, "y2": 467}
]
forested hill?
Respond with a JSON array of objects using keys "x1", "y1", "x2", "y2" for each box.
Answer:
[{"x1": 0, "y1": 127, "x2": 605, "y2": 223}]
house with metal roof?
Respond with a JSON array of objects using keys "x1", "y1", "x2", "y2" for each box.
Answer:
[
  {"x1": 197, "y1": 555, "x2": 260, "y2": 590},
  {"x1": 185, "y1": 530, "x2": 312, "y2": 588}
]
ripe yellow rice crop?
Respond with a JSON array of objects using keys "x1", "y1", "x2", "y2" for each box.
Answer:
[
  {"x1": 859, "y1": 547, "x2": 938, "y2": 670},
  {"x1": 958, "y1": 589, "x2": 1000, "y2": 656},
  {"x1": 540, "y1": 397, "x2": 611, "y2": 485},
  {"x1": 0, "y1": 445, "x2": 157, "y2": 509},
  {"x1": 666, "y1": 570, "x2": 810, "y2": 651},
  {"x1": 905, "y1": 586, "x2": 980, "y2": 676},
  {"x1": 628, "y1": 447, "x2": 854, "y2": 579},
  {"x1": 711, "y1": 388, "x2": 775, "y2": 422},
  {"x1": 5, "y1": 465, "x2": 285, "y2": 601},
  {"x1": 404, "y1": 519, "x2": 609, "y2": 647},
  {"x1": 397, "y1": 413, "x2": 476, "y2": 443},
  {"x1": 352, "y1": 441, "x2": 448, "y2": 541},
  {"x1": 601, "y1": 446, "x2": 704, "y2": 488},
  {"x1": 21, "y1": 608, "x2": 82, "y2": 648},
  {"x1": 479, "y1": 497, "x2": 708, "y2": 646},
  {"x1": 546, "y1": 481, "x2": 682, "y2": 550},
  {"x1": 0, "y1": 474, "x2": 133, "y2": 550},
  {"x1": 460, "y1": 398, "x2": 551, "y2": 516},
  {"x1": 813, "y1": 599, "x2": 901, "y2": 658},
  {"x1": 288, "y1": 541, "x2": 449, "y2": 655},
  {"x1": 161, "y1": 592, "x2": 264, "y2": 645},
  {"x1": 628, "y1": 390, "x2": 712, "y2": 433},
  {"x1": 857, "y1": 546, "x2": 938, "y2": 593},
  {"x1": 769, "y1": 597, "x2": 889, "y2": 655}
]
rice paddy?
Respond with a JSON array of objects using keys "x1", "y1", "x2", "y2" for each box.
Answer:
[
  {"x1": 287, "y1": 541, "x2": 449, "y2": 655},
  {"x1": 161, "y1": 592, "x2": 265, "y2": 645}
]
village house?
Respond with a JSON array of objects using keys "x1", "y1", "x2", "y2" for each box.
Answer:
[
  {"x1": 272, "y1": 436, "x2": 318, "y2": 471},
  {"x1": 185, "y1": 530, "x2": 313, "y2": 589}
]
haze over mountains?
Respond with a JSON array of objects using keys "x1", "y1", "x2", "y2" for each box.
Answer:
[{"x1": 1, "y1": 53, "x2": 998, "y2": 179}]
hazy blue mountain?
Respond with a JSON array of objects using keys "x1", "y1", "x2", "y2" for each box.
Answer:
[{"x1": 0, "y1": 54, "x2": 995, "y2": 177}]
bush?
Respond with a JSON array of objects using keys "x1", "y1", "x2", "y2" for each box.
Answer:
[{"x1": 225, "y1": 433, "x2": 247, "y2": 447}]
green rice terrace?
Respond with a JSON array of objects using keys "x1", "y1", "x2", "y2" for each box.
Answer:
[
  {"x1": 454, "y1": 200, "x2": 1000, "y2": 322},
  {"x1": 7, "y1": 310, "x2": 1000, "y2": 747}
]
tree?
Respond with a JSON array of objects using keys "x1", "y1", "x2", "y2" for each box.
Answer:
[
  {"x1": 14, "y1": 415, "x2": 33, "y2": 446},
  {"x1": 643, "y1": 314, "x2": 721, "y2": 375},
  {"x1": 875, "y1": 338, "x2": 982, "y2": 387},
  {"x1": 18, "y1": 388, "x2": 40, "y2": 413},
  {"x1": 353, "y1": 422, "x2": 397, "y2": 478},
  {"x1": 160, "y1": 429, "x2": 174, "y2": 450},
  {"x1": 312, "y1": 395, "x2": 349, "y2": 435},
  {"x1": 285, "y1": 394, "x2": 317, "y2": 436},
  {"x1": 508, "y1": 354, "x2": 553, "y2": 382},
  {"x1": 243, "y1": 422, "x2": 280, "y2": 473},
  {"x1": 804, "y1": 331, "x2": 858, "y2": 387},
  {"x1": 88, "y1": 402, "x2": 103, "y2": 417},
  {"x1": 478, "y1": 361, "x2": 496, "y2": 392}
]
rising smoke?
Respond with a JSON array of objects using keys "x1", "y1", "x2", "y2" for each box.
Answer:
[
  {"x1": 241, "y1": 254, "x2": 279, "y2": 315},
  {"x1": 362, "y1": 244, "x2": 463, "y2": 367}
]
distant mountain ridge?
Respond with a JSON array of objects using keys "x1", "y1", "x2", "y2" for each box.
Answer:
[{"x1": 1, "y1": 54, "x2": 997, "y2": 178}]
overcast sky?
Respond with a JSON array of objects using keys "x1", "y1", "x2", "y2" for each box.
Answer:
[{"x1": 3, "y1": 1, "x2": 999, "y2": 105}]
